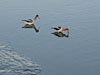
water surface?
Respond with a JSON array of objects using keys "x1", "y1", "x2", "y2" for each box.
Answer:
[
  {"x1": 0, "y1": 44, "x2": 41, "y2": 75},
  {"x1": 0, "y1": 0, "x2": 100, "y2": 75}
]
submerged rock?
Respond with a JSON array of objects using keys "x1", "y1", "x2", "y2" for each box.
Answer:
[{"x1": 0, "y1": 44, "x2": 41, "y2": 75}]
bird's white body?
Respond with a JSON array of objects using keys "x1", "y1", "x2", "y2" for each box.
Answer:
[
  {"x1": 24, "y1": 21, "x2": 34, "y2": 25},
  {"x1": 58, "y1": 28, "x2": 63, "y2": 32},
  {"x1": 22, "y1": 14, "x2": 39, "y2": 25}
]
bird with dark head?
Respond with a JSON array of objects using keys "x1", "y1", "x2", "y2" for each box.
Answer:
[
  {"x1": 52, "y1": 26, "x2": 69, "y2": 32},
  {"x1": 22, "y1": 14, "x2": 40, "y2": 25}
]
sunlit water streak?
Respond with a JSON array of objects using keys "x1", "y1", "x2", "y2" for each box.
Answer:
[{"x1": 0, "y1": 44, "x2": 41, "y2": 75}]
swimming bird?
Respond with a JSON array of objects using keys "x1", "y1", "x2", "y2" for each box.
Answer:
[
  {"x1": 52, "y1": 26, "x2": 69, "y2": 32},
  {"x1": 22, "y1": 14, "x2": 40, "y2": 32},
  {"x1": 22, "y1": 14, "x2": 40, "y2": 25}
]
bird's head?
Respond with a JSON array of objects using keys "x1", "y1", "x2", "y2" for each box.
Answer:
[
  {"x1": 63, "y1": 28, "x2": 69, "y2": 31},
  {"x1": 36, "y1": 14, "x2": 40, "y2": 19}
]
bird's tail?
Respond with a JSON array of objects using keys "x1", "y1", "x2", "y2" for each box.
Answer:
[
  {"x1": 51, "y1": 27, "x2": 59, "y2": 30},
  {"x1": 51, "y1": 27, "x2": 55, "y2": 29},
  {"x1": 21, "y1": 20, "x2": 26, "y2": 21}
]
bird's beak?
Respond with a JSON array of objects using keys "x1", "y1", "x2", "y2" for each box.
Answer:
[
  {"x1": 38, "y1": 16, "x2": 40, "y2": 19},
  {"x1": 66, "y1": 28, "x2": 69, "y2": 31}
]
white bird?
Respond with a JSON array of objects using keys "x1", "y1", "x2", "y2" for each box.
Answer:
[
  {"x1": 22, "y1": 14, "x2": 40, "y2": 25},
  {"x1": 52, "y1": 26, "x2": 69, "y2": 32}
]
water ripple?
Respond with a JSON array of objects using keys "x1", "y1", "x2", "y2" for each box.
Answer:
[{"x1": 0, "y1": 44, "x2": 42, "y2": 75}]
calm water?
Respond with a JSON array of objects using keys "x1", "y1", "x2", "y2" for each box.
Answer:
[{"x1": 0, "y1": 0, "x2": 100, "y2": 75}]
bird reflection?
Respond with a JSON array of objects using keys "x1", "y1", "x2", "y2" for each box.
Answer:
[
  {"x1": 22, "y1": 24, "x2": 39, "y2": 32},
  {"x1": 52, "y1": 31, "x2": 69, "y2": 38}
]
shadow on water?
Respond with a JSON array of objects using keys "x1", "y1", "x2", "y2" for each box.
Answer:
[
  {"x1": 51, "y1": 31, "x2": 69, "y2": 38},
  {"x1": 22, "y1": 24, "x2": 39, "y2": 32}
]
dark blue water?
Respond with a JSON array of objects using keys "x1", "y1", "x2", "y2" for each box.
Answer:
[{"x1": 0, "y1": 0, "x2": 100, "y2": 75}]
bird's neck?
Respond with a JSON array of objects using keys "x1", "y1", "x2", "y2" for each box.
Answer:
[{"x1": 33, "y1": 16, "x2": 38, "y2": 22}]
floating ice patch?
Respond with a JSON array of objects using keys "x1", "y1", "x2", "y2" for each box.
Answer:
[{"x1": 0, "y1": 44, "x2": 41, "y2": 75}]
